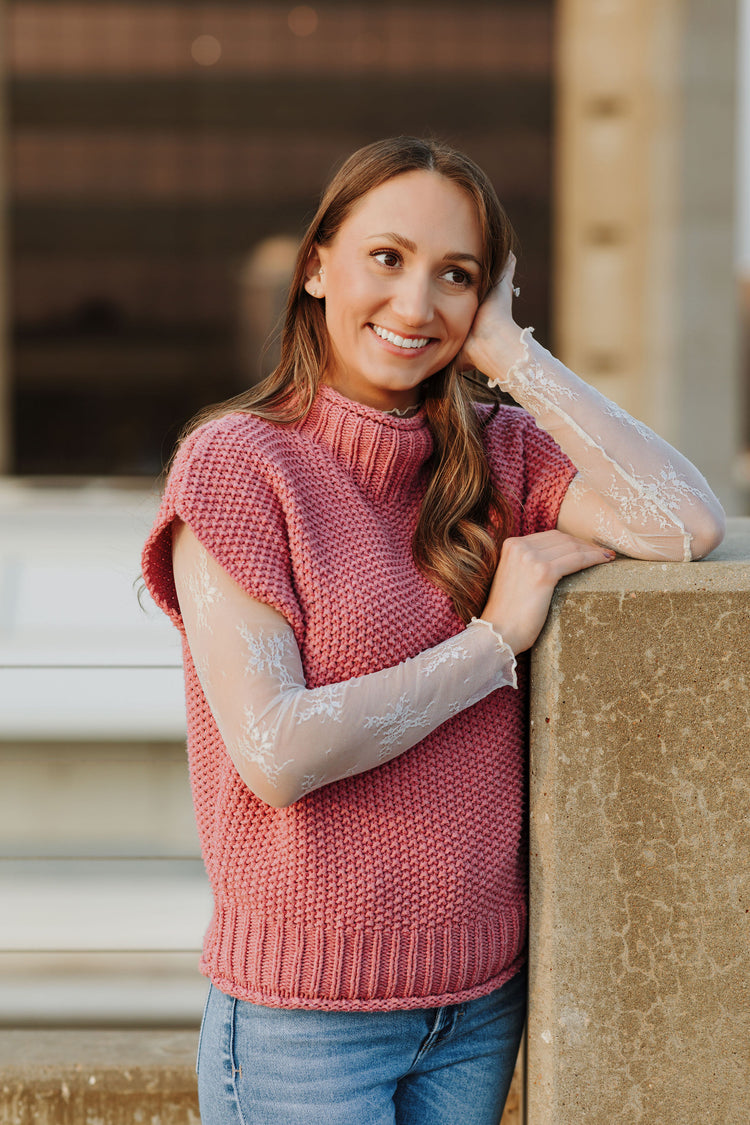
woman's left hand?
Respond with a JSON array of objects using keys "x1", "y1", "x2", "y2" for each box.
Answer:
[{"x1": 457, "y1": 252, "x2": 520, "y2": 374}]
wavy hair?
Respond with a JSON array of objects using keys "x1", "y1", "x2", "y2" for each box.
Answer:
[{"x1": 186, "y1": 137, "x2": 516, "y2": 621}]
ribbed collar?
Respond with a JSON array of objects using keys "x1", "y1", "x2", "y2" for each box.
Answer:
[{"x1": 298, "y1": 384, "x2": 434, "y2": 501}]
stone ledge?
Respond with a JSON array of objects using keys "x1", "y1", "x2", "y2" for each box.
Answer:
[
  {"x1": 0, "y1": 1028, "x2": 523, "y2": 1124},
  {"x1": 527, "y1": 518, "x2": 750, "y2": 1124},
  {"x1": 0, "y1": 1030, "x2": 200, "y2": 1125},
  {"x1": 544, "y1": 516, "x2": 750, "y2": 593}
]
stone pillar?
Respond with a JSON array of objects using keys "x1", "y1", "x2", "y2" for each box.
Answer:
[
  {"x1": 527, "y1": 520, "x2": 750, "y2": 1123},
  {"x1": 0, "y1": 0, "x2": 11, "y2": 474},
  {"x1": 555, "y1": 0, "x2": 741, "y2": 513}
]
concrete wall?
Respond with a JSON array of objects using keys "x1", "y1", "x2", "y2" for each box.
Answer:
[
  {"x1": 555, "y1": 0, "x2": 742, "y2": 513},
  {"x1": 528, "y1": 519, "x2": 750, "y2": 1123}
]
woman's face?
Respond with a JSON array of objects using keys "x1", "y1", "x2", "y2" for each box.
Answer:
[{"x1": 307, "y1": 170, "x2": 484, "y2": 412}]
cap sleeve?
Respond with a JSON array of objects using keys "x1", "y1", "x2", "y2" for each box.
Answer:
[
  {"x1": 141, "y1": 415, "x2": 304, "y2": 636},
  {"x1": 482, "y1": 404, "x2": 577, "y2": 537},
  {"x1": 518, "y1": 413, "x2": 577, "y2": 535}
]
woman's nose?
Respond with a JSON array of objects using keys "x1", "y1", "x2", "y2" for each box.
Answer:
[{"x1": 390, "y1": 273, "x2": 434, "y2": 327}]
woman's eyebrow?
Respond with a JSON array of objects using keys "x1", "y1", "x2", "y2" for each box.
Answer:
[
  {"x1": 368, "y1": 231, "x2": 418, "y2": 253},
  {"x1": 441, "y1": 251, "x2": 482, "y2": 268},
  {"x1": 368, "y1": 232, "x2": 481, "y2": 268}
]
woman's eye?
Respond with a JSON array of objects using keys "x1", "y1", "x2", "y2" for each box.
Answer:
[
  {"x1": 372, "y1": 249, "x2": 401, "y2": 268},
  {"x1": 442, "y1": 267, "x2": 473, "y2": 287}
]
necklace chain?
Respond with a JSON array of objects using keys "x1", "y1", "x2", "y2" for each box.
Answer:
[{"x1": 383, "y1": 404, "x2": 420, "y2": 417}]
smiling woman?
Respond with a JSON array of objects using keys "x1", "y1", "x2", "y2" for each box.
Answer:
[
  {"x1": 141, "y1": 136, "x2": 724, "y2": 1125},
  {"x1": 304, "y1": 171, "x2": 483, "y2": 410}
]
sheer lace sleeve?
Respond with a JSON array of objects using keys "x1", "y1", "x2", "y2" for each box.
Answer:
[
  {"x1": 485, "y1": 327, "x2": 725, "y2": 561},
  {"x1": 172, "y1": 522, "x2": 517, "y2": 808}
]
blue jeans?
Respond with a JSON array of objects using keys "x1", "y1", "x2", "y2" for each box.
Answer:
[{"x1": 196, "y1": 967, "x2": 526, "y2": 1124}]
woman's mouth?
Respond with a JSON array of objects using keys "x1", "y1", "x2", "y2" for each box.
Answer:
[{"x1": 369, "y1": 323, "x2": 433, "y2": 352}]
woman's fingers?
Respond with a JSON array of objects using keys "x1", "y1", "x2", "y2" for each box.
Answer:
[
  {"x1": 481, "y1": 531, "x2": 615, "y2": 655},
  {"x1": 510, "y1": 533, "x2": 614, "y2": 579},
  {"x1": 501, "y1": 531, "x2": 613, "y2": 572},
  {"x1": 458, "y1": 254, "x2": 519, "y2": 371},
  {"x1": 499, "y1": 252, "x2": 517, "y2": 292}
]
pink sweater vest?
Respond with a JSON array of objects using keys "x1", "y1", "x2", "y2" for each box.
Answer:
[{"x1": 142, "y1": 386, "x2": 575, "y2": 1010}]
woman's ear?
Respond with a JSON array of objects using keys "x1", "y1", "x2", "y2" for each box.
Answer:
[{"x1": 303, "y1": 248, "x2": 326, "y2": 299}]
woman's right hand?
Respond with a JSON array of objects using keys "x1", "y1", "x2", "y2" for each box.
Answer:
[{"x1": 481, "y1": 531, "x2": 615, "y2": 654}]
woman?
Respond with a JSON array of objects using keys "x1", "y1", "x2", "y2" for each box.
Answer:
[{"x1": 142, "y1": 137, "x2": 724, "y2": 1124}]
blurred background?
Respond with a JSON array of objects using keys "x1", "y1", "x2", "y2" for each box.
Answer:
[
  {"x1": 3, "y1": 0, "x2": 557, "y2": 476},
  {"x1": 0, "y1": 0, "x2": 747, "y2": 1030}
]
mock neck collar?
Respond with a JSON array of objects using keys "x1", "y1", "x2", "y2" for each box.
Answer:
[{"x1": 298, "y1": 384, "x2": 433, "y2": 501}]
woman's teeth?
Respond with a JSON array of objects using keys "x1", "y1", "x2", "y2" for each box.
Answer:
[{"x1": 371, "y1": 325, "x2": 429, "y2": 349}]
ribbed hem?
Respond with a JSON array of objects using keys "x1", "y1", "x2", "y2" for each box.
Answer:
[{"x1": 199, "y1": 903, "x2": 527, "y2": 1012}]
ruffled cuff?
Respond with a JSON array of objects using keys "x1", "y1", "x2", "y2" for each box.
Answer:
[{"x1": 468, "y1": 616, "x2": 518, "y2": 690}]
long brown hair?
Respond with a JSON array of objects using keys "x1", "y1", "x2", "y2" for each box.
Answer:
[{"x1": 187, "y1": 136, "x2": 516, "y2": 621}]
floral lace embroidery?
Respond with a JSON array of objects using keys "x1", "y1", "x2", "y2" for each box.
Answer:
[
  {"x1": 299, "y1": 773, "x2": 326, "y2": 794},
  {"x1": 364, "y1": 695, "x2": 436, "y2": 760},
  {"x1": 295, "y1": 683, "x2": 346, "y2": 723},
  {"x1": 188, "y1": 545, "x2": 225, "y2": 630},
  {"x1": 650, "y1": 462, "x2": 711, "y2": 509},
  {"x1": 600, "y1": 469, "x2": 708, "y2": 532},
  {"x1": 239, "y1": 623, "x2": 298, "y2": 690},
  {"x1": 566, "y1": 473, "x2": 588, "y2": 502},
  {"x1": 193, "y1": 652, "x2": 219, "y2": 701},
  {"x1": 601, "y1": 399, "x2": 659, "y2": 443},
  {"x1": 488, "y1": 327, "x2": 579, "y2": 411},
  {"x1": 419, "y1": 640, "x2": 473, "y2": 675},
  {"x1": 592, "y1": 510, "x2": 634, "y2": 553},
  {"x1": 490, "y1": 325, "x2": 709, "y2": 562},
  {"x1": 236, "y1": 704, "x2": 293, "y2": 787}
]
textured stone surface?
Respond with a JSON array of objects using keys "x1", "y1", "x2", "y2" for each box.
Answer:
[
  {"x1": 0, "y1": 1030, "x2": 200, "y2": 1124},
  {"x1": 527, "y1": 520, "x2": 750, "y2": 1123},
  {"x1": 0, "y1": 1027, "x2": 524, "y2": 1124}
]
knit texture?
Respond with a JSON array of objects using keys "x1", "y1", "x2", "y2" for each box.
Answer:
[{"x1": 142, "y1": 385, "x2": 576, "y2": 1010}]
